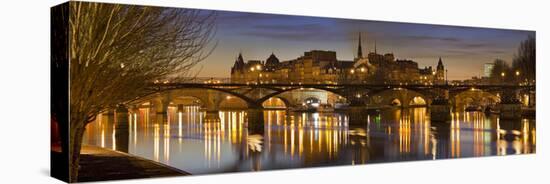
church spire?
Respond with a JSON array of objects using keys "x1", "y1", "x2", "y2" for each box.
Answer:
[
  {"x1": 231, "y1": 52, "x2": 245, "y2": 74},
  {"x1": 437, "y1": 57, "x2": 444, "y2": 70},
  {"x1": 357, "y1": 32, "x2": 363, "y2": 59},
  {"x1": 237, "y1": 52, "x2": 244, "y2": 64},
  {"x1": 234, "y1": 52, "x2": 245, "y2": 69}
]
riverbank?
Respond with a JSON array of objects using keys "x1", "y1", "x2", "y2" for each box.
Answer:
[{"x1": 77, "y1": 145, "x2": 189, "y2": 182}]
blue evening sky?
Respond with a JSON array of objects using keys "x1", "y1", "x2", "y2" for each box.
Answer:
[{"x1": 192, "y1": 10, "x2": 534, "y2": 80}]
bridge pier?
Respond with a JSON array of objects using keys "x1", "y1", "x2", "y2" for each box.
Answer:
[
  {"x1": 177, "y1": 104, "x2": 184, "y2": 113},
  {"x1": 204, "y1": 111, "x2": 220, "y2": 121},
  {"x1": 128, "y1": 105, "x2": 139, "y2": 115},
  {"x1": 151, "y1": 96, "x2": 171, "y2": 125},
  {"x1": 500, "y1": 103, "x2": 522, "y2": 119},
  {"x1": 430, "y1": 97, "x2": 451, "y2": 122},
  {"x1": 246, "y1": 109, "x2": 264, "y2": 135},
  {"x1": 155, "y1": 101, "x2": 169, "y2": 115},
  {"x1": 499, "y1": 91, "x2": 522, "y2": 120},
  {"x1": 115, "y1": 105, "x2": 129, "y2": 153},
  {"x1": 347, "y1": 105, "x2": 368, "y2": 125},
  {"x1": 204, "y1": 108, "x2": 219, "y2": 114}
]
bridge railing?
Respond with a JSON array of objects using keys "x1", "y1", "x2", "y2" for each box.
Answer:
[
  {"x1": 155, "y1": 78, "x2": 534, "y2": 87},
  {"x1": 150, "y1": 82, "x2": 535, "y2": 89}
]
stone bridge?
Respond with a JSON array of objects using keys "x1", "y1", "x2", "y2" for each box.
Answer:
[{"x1": 126, "y1": 83, "x2": 534, "y2": 114}]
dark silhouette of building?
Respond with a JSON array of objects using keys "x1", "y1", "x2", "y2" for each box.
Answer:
[{"x1": 231, "y1": 33, "x2": 445, "y2": 85}]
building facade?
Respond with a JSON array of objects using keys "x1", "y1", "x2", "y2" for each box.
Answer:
[
  {"x1": 231, "y1": 33, "x2": 445, "y2": 85},
  {"x1": 483, "y1": 63, "x2": 495, "y2": 78}
]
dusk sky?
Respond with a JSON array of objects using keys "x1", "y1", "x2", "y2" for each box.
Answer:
[{"x1": 191, "y1": 10, "x2": 535, "y2": 80}]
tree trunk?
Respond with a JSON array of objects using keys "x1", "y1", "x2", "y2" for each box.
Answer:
[{"x1": 68, "y1": 115, "x2": 89, "y2": 183}]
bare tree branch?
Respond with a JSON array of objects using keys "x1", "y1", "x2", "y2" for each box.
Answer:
[{"x1": 65, "y1": 2, "x2": 216, "y2": 182}]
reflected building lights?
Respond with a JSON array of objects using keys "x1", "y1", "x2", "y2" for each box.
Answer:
[
  {"x1": 178, "y1": 112, "x2": 183, "y2": 141},
  {"x1": 132, "y1": 112, "x2": 137, "y2": 149},
  {"x1": 112, "y1": 123, "x2": 116, "y2": 150},
  {"x1": 101, "y1": 126, "x2": 105, "y2": 148},
  {"x1": 80, "y1": 102, "x2": 535, "y2": 174},
  {"x1": 164, "y1": 123, "x2": 170, "y2": 163},
  {"x1": 154, "y1": 123, "x2": 159, "y2": 161},
  {"x1": 450, "y1": 112, "x2": 461, "y2": 158}
]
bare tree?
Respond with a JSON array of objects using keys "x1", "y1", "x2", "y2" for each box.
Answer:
[
  {"x1": 64, "y1": 2, "x2": 215, "y2": 182},
  {"x1": 489, "y1": 59, "x2": 511, "y2": 84},
  {"x1": 512, "y1": 36, "x2": 536, "y2": 83}
]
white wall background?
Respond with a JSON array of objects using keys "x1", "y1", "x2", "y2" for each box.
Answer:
[{"x1": 0, "y1": 0, "x2": 547, "y2": 183}]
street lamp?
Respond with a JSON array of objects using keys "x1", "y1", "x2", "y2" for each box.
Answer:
[
  {"x1": 515, "y1": 70, "x2": 521, "y2": 84},
  {"x1": 255, "y1": 64, "x2": 262, "y2": 84}
]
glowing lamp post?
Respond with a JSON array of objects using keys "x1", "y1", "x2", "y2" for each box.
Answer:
[
  {"x1": 515, "y1": 70, "x2": 521, "y2": 84},
  {"x1": 255, "y1": 64, "x2": 262, "y2": 84}
]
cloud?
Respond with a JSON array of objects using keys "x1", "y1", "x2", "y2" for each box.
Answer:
[
  {"x1": 217, "y1": 12, "x2": 287, "y2": 22},
  {"x1": 251, "y1": 23, "x2": 325, "y2": 32},
  {"x1": 442, "y1": 49, "x2": 474, "y2": 54},
  {"x1": 396, "y1": 35, "x2": 501, "y2": 54},
  {"x1": 458, "y1": 43, "x2": 494, "y2": 49},
  {"x1": 486, "y1": 50, "x2": 508, "y2": 54},
  {"x1": 402, "y1": 35, "x2": 462, "y2": 42},
  {"x1": 239, "y1": 22, "x2": 346, "y2": 42},
  {"x1": 243, "y1": 31, "x2": 315, "y2": 41},
  {"x1": 206, "y1": 9, "x2": 530, "y2": 75}
]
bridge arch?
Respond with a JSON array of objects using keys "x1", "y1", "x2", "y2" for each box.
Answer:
[
  {"x1": 257, "y1": 87, "x2": 349, "y2": 108},
  {"x1": 131, "y1": 88, "x2": 256, "y2": 112},
  {"x1": 262, "y1": 96, "x2": 289, "y2": 109},
  {"x1": 165, "y1": 86, "x2": 262, "y2": 107},
  {"x1": 218, "y1": 95, "x2": 249, "y2": 109},
  {"x1": 368, "y1": 88, "x2": 430, "y2": 108},
  {"x1": 391, "y1": 98, "x2": 402, "y2": 107},
  {"x1": 171, "y1": 95, "x2": 204, "y2": 107},
  {"x1": 171, "y1": 87, "x2": 264, "y2": 109},
  {"x1": 409, "y1": 96, "x2": 427, "y2": 106},
  {"x1": 451, "y1": 89, "x2": 500, "y2": 108}
]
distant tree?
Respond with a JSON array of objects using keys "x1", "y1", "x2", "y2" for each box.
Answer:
[
  {"x1": 55, "y1": 2, "x2": 216, "y2": 182},
  {"x1": 489, "y1": 59, "x2": 512, "y2": 83},
  {"x1": 512, "y1": 36, "x2": 536, "y2": 83}
]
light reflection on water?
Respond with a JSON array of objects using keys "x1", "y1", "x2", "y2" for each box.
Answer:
[{"x1": 83, "y1": 106, "x2": 536, "y2": 174}]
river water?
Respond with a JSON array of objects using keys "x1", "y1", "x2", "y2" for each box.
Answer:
[{"x1": 83, "y1": 107, "x2": 536, "y2": 175}]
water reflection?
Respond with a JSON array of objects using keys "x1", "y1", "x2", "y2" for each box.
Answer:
[{"x1": 83, "y1": 107, "x2": 535, "y2": 175}]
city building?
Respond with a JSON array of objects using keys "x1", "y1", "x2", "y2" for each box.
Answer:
[
  {"x1": 484, "y1": 63, "x2": 495, "y2": 77},
  {"x1": 231, "y1": 33, "x2": 446, "y2": 85},
  {"x1": 436, "y1": 57, "x2": 446, "y2": 83}
]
